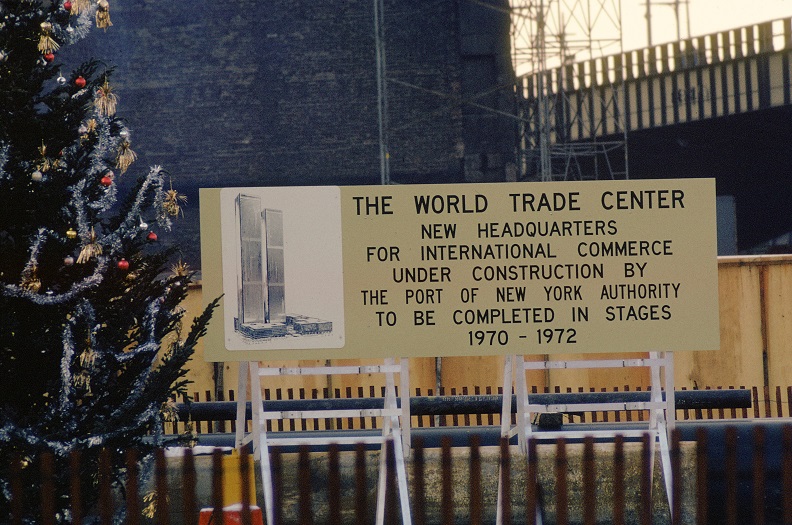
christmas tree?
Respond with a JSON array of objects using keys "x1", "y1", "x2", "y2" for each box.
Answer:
[{"x1": 0, "y1": 0, "x2": 217, "y2": 521}]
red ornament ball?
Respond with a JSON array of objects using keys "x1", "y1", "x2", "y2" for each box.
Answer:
[
  {"x1": 44, "y1": 53, "x2": 55, "y2": 63},
  {"x1": 117, "y1": 258, "x2": 129, "y2": 271},
  {"x1": 146, "y1": 231, "x2": 158, "y2": 242},
  {"x1": 74, "y1": 76, "x2": 86, "y2": 88},
  {"x1": 64, "y1": 255, "x2": 74, "y2": 266},
  {"x1": 100, "y1": 175, "x2": 113, "y2": 187},
  {"x1": 64, "y1": 0, "x2": 72, "y2": 10}
]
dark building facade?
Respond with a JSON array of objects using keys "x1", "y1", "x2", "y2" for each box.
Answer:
[{"x1": 65, "y1": 0, "x2": 516, "y2": 267}]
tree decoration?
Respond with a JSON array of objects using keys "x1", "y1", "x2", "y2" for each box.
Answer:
[
  {"x1": 78, "y1": 345, "x2": 95, "y2": 368},
  {"x1": 69, "y1": 0, "x2": 90, "y2": 15},
  {"x1": 19, "y1": 265, "x2": 41, "y2": 293},
  {"x1": 96, "y1": 0, "x2": 112, "y2": 29},
  {"x1": 0, "y1": 3, "x2": 218, "y2": 521},
  {"x1": 171, "y1": 259, "x2": 190, "y2": 277},
  {"x1": 94, "y1": 78, "x2": 117, "y2": 117},
  {"x1": 163, "y1": 186, "x2": 187, "y2": 217},
  {"x1": 76, "y1": 227, "x2": 102, "y2": 263},
  {"x1": 115, "y1": 139, "x2": 136, "y2": 173},
  {"x1": 37, "y1": 142, "x2": 53, "y2": 173},
  {"x1": 38, "y1": 22, "x2": 59, "y2": 54},
  {"x1": 72, "y1": 369, "x2": 91, "y2": 395},
  {"x1": 146, "y1": 231, "x2": 158, "y2": 242}
]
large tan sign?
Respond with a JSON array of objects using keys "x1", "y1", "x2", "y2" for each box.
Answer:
[{"x1": 200, "y1": 179, "x2": 719, "y2": 361}]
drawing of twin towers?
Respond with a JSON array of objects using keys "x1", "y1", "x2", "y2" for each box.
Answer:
[{"x1": 233, "y1": 193, "x2": 332, "y2": 340}]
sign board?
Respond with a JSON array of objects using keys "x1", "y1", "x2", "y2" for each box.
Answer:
[{"x1": 200, "y1": 179, "x2": 719, "y2": 361}]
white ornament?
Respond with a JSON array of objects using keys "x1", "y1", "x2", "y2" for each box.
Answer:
[{"x1": 31, "y1": 170, "x2": 43, "y2": 181}]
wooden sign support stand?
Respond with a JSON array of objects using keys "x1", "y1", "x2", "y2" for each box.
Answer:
[
  {"x1": 234, "y1": 359, "x2": 412, "y2": 525},
  {"x1": 497, "y1": 352, "x2": 676, "y2": 525}
]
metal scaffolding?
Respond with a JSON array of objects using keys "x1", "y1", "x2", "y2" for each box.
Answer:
[{"x1": 511, "y1": 0, "x2": 629, "y2": 181}]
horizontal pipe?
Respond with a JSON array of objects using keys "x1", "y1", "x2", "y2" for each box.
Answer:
[{"x1": 176, "y1": 389, "x2": 750, "y2": 421}]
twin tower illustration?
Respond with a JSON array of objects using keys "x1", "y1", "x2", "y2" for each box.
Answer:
[{"x1": 233, "y1": 193, "x2": 332, "y2": 340}]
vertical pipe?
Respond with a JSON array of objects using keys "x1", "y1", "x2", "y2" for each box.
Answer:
[
  {"x1": 526, "y1": 438, "x2": 538, "y2": 525},
  {"x1": 441, "y1": 436, "x2": 454, "y2": 525},
  {"x1": 556, "y1": 438, "x2": 568, "y2": 525},
  {"x1": 753, "y1": 425, "x2": 766, "y2": 525},
  {"x1": 412, "y1": 438, "x2": 426, "y2": 525},
  {"x1": 240, "y1": 448, "x2": 253, "y2": 525},
  {"x1": 613, "y1": 435, "x2": 625, "y2": 525},
  {"x1": 271, "y1": 448, "x2": 284, "y2": 525},
  {"x1": 726, "y1": 426, "x2": 738, "y2": 525},
  {"x1": 298, "y1": 445, "x2": 314, "y2": 525},
  {"x1": 210, "y1": 449, "x2": 223, "y2": 525},
  {"x1": 469, "y1": 435, "x2": 483, "y2": 525},
  {"x1": 40, "y1": 453, "x2": 55, "y2": 525},
  {"x1": 180, "y1": 449, "x2": 194, "y2": 525},
  {"x1": 385, "y1": 440, "x2": 398, "y2": 525},
  {"x1": 373, "y1": 0, "x2": 390, "y2": 185},
  {"x1": 640, "y1": 434, "x2": 652, "y2": 525},
  {"x1": 783, "y1": 425, "x2": 792, "y2": 524},
  {"x1": 328, "y1": 444, "x2": 341, "y2": 525},
  {"x1": 582, "y1": 437, "x2": 595, "y2": 525},
  {"x1": 99, "y1": 449, "x2": 112, "y2": 525},
  {"x1": 671, "y1": 429, "x2": 681, "y2": 525},
  {"x1": 355, "y1": 443, "x2": 368, "y2": 524},
  {"x1": 500, "y1": 437, "x2": 512, "y2": 525},
  {"x1": 71, "y1": 450, "x2": 83, "y2": 525},
  {"x1": 696, "y1": 427, "x2": 708, "y2": 525}
]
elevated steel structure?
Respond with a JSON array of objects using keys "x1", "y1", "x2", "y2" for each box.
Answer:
[{"x1": 511, "y1": 0, "x2": 628, "y2": 181}]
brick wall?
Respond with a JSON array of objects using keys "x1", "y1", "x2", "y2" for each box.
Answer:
[{"x1": 63, "y1": 0, "x2": 515, "y2": 267}]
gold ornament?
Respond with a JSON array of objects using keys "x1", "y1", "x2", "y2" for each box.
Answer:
[
  {"x1": 78, "y1": 347, "x2": 95, "y2": 368},
  {"x1": 77, "y1": 227, "x2": 102, "y2": 264},
  {"x1": 115, "y1": 140, "x2": 136, "y2": 173},
  {"x1": 94, "y1": 79, "x2": 118, "y2": 117},
  {"x1": 66, "y1": 227, "x2": 77, "y2": 239},
  {"x1": 37, "y1": 142, "x2": 53, "y2": 173},
  {"x1": 20, "y1": 265, "x2": 41, "y2": 293},
  {"x1": 69, "y1": 0, "x2": 90, "y2": 15},
  {"x1": 171, "y1": 259, "x2": 190, "y2": 277},
  {"x1": 73, "y1": 370, "x2": 92, "y2": 395},
  {"x1": 95, "y1": 0, "x2": 112, "y2": 29},
  {"x1": 79, "y1": 118, "x2": 97, "y2": 142},
  {"x1": 38, "y1": 22, "x2": 60, "y2": 55},
  {"x1": 163, "y1": 187, "x2": 187, "y2": 217}
]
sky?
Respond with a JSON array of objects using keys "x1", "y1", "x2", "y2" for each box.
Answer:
[{"x1": 622, "y1": 0, "x2": 792, "y2": 51}]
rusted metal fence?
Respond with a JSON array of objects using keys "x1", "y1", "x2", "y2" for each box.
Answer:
[
  {"x1": 167, "y1": 385, "x2": 790, "y2": 436},
  {"x1": 9, "y1": 424, "x2": 792, "y2": 524}
]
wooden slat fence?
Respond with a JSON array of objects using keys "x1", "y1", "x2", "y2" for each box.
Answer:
[{"x1": 9, "y1": 425, "x2": 792, "y2": 524}]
